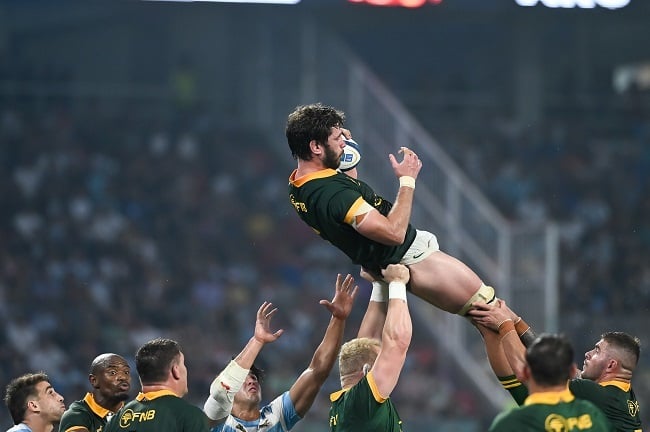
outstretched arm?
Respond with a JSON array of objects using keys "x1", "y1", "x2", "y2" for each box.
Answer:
[
  {"x1": 370, "y1": 264, "x2": 413, "y2": 398},
  {"x1": 357, "y1": 267, "x2": 388, "y2": 341},
  {"x1": 354, "y1": 148, "x2": 422, "y2": 246},
  {"x1": 288, "y1": 273, "x2": 358, "y2": 417},
  {"x1": 204, "y1": 302, "x2": 284, "y2": 425},
  {"x1": 468, "y1": 300, "x2": 528, "y2": 380}
]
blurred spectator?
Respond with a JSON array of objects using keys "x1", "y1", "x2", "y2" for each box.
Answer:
[{"x1": 2, "y1": 39, "x2": 649, "y2": 429}]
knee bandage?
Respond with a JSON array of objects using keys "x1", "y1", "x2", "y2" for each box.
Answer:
[{"x1": 457, "y1": 284, "x2": 496, "y2": 316}]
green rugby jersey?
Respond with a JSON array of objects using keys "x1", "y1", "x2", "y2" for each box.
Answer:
[
  {"x1": 504, "y1": 377, "x2": 642, "y2": 431},
  {"x1": 570, "y1": 379, "x2": 643, "y2": 432},
  {"x1": 289, "y1": 169, "x2": 416, "y2": 274},
  {"x1": 59, "y1": 393, "x2": 120, "y2": 432},
  {"x1": 328, "y1": 371, "x2": 403, "y2": 432},
  {"x1": 489, "y1": 388, "x2": 612, "y2": 432},
  {"x1": 104, "y1": 390, "x2": 209, "y2": 432}
]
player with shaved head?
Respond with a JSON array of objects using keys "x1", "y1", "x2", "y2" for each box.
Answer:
[{"x1": 59, "y1": 353, "x2": 131, "y2": 432}]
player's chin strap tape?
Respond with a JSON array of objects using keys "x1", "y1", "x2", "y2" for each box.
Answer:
[{"x1": 203, "y1": 360, "x2": 249, "y2": 420}]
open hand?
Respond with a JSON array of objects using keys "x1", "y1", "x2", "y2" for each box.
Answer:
[
  {"x1": 466, "y1": 299, "x2": 516, "y2": 331},
  {"x1": 389, "y1": 146, "x2": 422, "y2": 180},
  {"x1": 254, "y1": 301, "x2": 284, "y2": 344},
  {"x1": 319, "y1": 273, "x2": 358, "y2": 320}
]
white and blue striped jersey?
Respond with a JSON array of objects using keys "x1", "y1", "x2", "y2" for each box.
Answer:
[
  {"x1": 211, "y1": 391, "x2": 301, "y2": 432},
  {"x1": 6, "y1": 424, "x2": 32, "y2": 432}
]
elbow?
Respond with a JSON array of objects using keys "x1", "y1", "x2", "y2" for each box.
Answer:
[
  {"x1": 308, "y1": 355, "x2": 338, "y2": 383},
  {"x1": 396, "y1": 331, "x2": 412, "y2": 352},
  {"x1": 304, "y1": 365, "x2": 330, "y2": 386}
]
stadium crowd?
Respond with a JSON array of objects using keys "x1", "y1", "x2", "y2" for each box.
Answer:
[
  {"x1": 0, "y1": 96, "x2": 490, "y2": 430},
  {"x1": 1, "y1": 47, "x2": 648, "y2": 432},
  {"x1": 433, "y1": 101, "x2": 650, "y2": 318}
]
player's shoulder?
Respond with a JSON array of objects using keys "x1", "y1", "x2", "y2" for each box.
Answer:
[
  {"x1": 162, "y1": 393, "x2": 202, "y2": 411},
  {"x1": 488, "y1": 407, "x2": 524, "y2": 431},
  {"x1": 259, "y1": 391, "x2": 291, "y2": 416},
  {"x1": 328, "y1": 172, "x2": 368, "y2": 192},
  {"x1": 61, "y1": 399, "x2": 89, "y2": 416},
  {"x1": 569, "y1": 377, "x2": 601, "y2": 392},
  {"x1": 571, "y1": 396, "x2": 602, "y2": 410}
]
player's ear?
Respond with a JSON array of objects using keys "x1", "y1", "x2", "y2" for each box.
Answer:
[
  {"x1": 89, "y1": 374, "x2": 99, "y2": 389},
  {"x1": 171, "y1": 363, "x2": 181, "y2": 380},
  {"x1": 606, "y1": 358, "x2": 618, "y2": 372},
  {"x1": 27, "y1": 399, "x2": 39, "y2": 413},
  {"x1": 309, "y1": 139, "x2": 322, "y2": 154}
]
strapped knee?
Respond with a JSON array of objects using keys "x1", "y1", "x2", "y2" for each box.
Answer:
[{"x1": 457, "y1": 284, "x2": 496, "y2": 316}]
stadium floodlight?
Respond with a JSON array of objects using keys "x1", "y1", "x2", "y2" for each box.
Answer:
[{"x1": 514, "y1": 0, "x2": 630, "y2": 8}]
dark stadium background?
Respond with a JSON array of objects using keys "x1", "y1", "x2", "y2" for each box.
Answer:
[{"x1": 1, "y1": 1, "x2": 648, "y2": 430}]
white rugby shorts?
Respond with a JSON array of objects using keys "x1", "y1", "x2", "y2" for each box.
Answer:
[{"x1": 400, "y1": 230, "x2": 440, "y2": 265}]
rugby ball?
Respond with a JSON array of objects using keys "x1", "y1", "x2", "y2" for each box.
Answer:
[{"x1": 339, "y1": 138, "x2": 362, "y2": 172}]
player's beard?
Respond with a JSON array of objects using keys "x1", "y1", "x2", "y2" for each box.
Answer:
[{"x1": 323, "y1": 145, "x2": 342, "y2": 170}]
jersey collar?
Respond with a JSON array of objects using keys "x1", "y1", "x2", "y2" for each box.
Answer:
[
  {"x1": 136, "y1": 389, "x2": 178, "y2": 401},
  {"x1": 289, "y1": 169, "x2": 338, "y2": 187},
  {"x1": 83, "y1": 392, "x2": 122, "y2": 419},
  {"x1": 329, "y1": 388, "x2": 349, "y2": 402},
  {"x1": 329, "y1": 372, "x2": 384, "y2": 403},
  {"x1": 524, "y1": 387, "x2": 575, "y2": 406},
  {"x1": 599, "y1": 380, "x2": 631, "y2": 392}
]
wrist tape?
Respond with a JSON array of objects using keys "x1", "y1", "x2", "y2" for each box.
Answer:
[
  {"x1": 370, "y1": 281, "x2": 388, "y2": 302},
  {"x1": 514, "y1": 318, "x2": 529, "y2": 336},
  {"x1": 203, "y1": 360, "x2": 249, "y2": 420},
  {"x1": 497, "y1": 319, "x2": 516, "y2": 338},
  {"x1": 497, "y1": 318, "x2": 513, "y2": 332},
  {"x1": 515, "y1": 318, "x2": 538, "y2": 347},
  {"x1": 388, "y1": 281, "x2": 407, "y2": 302},
  {"x1": 399, "y1": 176, "x2": 415, "y2": 189}
]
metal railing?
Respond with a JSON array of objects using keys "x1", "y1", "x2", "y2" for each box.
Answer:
[
  {"x1": 0, "y1": 11, "x2": 559, "y2": 419},
  {"x1": 261, "y1": 20, "x2": 559, "y2": 414}
]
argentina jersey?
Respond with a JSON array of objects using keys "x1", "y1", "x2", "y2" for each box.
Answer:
[{"x1": 211, "y1": 392, "x2": 301, "y2": 432}]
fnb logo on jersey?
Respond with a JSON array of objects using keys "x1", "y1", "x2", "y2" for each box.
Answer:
[
  {"x1": 119, "y1": 409, "x2": 156, "y2": 428},
  {"x1": 628, "y1": 399, "x2": 640, "y2": 416},
  {"x1": 544, "y1": 413, "x2": 594, "y2": 430}
]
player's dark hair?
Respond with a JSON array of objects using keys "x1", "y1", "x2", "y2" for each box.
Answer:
[
  {"x1": 250, "y1": 363, "x2": 265, "y2": 383},
  {"x1": 136, "y1": 338, "x2": 182, "y2": 384},
  {"x1": 526, "y1": 334, "x2": 574, "y2": 387},
  {"x1": 286, "y1": 103, "x2": 345, "y2": 161},
  {"x1": 602, "y1": 331, "x2": 640, "y2": 370},
  {"x1": 230, "y1": 356, "x2": 265, "y2": 383},
  {"x1": 4, "y1": 372, "x2": 50, "y2": 424}
]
